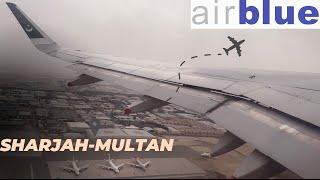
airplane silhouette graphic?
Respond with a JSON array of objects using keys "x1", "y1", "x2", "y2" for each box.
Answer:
[{"x1": 223, "y1": 36, "x2": 245, "y2": 57}]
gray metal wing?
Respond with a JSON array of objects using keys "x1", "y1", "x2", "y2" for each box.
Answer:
[{"x1": 7, "y1": 2, "x2": 320, "y2": 179}]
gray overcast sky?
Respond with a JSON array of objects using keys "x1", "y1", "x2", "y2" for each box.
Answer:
[{"x1": 0, "y1": 0, "x2": 320, "y2": 81}]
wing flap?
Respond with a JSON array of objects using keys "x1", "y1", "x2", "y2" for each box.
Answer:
[
  {"x1": 245, "y1": 87, "x2": 320, "y2": 127},
  {"x1": 207, "y1": 100, "x2": 320, "y2": 179},
  {"x1": 224, "y1": 81, "x2": 265, "y2": 95},
  {"x1": 144, "y1": 84, "x2": 227, "y2": 114},
  {"x1": 69, "y1": 63, "x2": 226, "y2": 114},
  {"x1": 170, "y1": 73, "x2": 235, "y2": 91}
]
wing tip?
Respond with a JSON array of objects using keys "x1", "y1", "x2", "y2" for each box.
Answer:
[{"x1": 6, "y1": 2, "x2": 17, "y2": 7}]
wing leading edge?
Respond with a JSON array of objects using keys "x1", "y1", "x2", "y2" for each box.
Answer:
[{"x1": 6, "y1": 2, "x2": 320, "y2": 178}]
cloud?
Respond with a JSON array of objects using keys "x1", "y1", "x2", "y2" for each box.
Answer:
[{"x1": 1, "y1": 0, "x2": 320, "y2": 73}]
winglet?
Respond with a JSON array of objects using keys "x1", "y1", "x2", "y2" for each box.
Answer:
[{"x1": 6, "y1": 2, "x2": 59, "y2": 53}]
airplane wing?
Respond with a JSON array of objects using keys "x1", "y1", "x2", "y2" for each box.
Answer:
[
  {"x1": 227, "y1": 36, "x2": 237, "y2": 44},
  {"x1": 59, "y1": 166, "x2": 76, "y2": 173},
  {"x1": 6, "y1": 2, "x2": 320, "y2": 179},
  {"x1": 79, "y1": 163, "x2": 90, "y2": 172},
  {"x1": 143, "y1": 161, "x2": 151, "y2": 167},
  {"x1": 98, "y1": 164, "x2": 112, "y2": 170},
  {"x1": 118, "y1": 163, "x2": 125, "y2": 169},
  {"x1": 236, "y1": 46, "x2": 242, "y2": 57},
  {"x1": 127, "y1": 163, "x2": 140, "y2": 167}
]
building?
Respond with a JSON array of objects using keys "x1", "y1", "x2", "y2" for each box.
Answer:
[
  {"x1": 95, "y1": 128, "x2": 128, "y2": 139},
  {"x1": 122, "y1": 129, "x2": 154, "y2": 139},
  {"x1": 66, "y1": 122, "x2": 90, "y2": 133},
  {"x1": 153, "y1": 128, "x2": 168, "y2": 135},
  {"x1": 63, "y1": 132, "x2": 86, "y2": 139},
  {"x1": 124, "y1": 125, "x2": 139, "y2": 129},
  {"x1": 167, "y1": 126, "x2": 181, "y2": 135},
  {"x1": 143, "y1": 127, "x2": 154, "y2": 133}
]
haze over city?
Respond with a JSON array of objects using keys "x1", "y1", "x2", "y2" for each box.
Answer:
[{"x1": 0, "y1": 0, "x2": 319, "y2": 81}]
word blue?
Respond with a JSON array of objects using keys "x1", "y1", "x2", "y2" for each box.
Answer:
[{"x1": 239, "y1": 0, "x2": 319, "y2": 25}]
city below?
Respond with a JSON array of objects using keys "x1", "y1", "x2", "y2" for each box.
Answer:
[{"x1": 0, "y1": 79, "x2": 298, "y2": 179}]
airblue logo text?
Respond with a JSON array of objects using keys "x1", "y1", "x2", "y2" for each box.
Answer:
[{"x1": 191, "y1": 0, "x2": 320, "y2": 29}]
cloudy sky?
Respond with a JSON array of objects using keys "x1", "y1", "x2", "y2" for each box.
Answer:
[{"x1": 0, "y1": 0, "x2": 320, "y2": 81}]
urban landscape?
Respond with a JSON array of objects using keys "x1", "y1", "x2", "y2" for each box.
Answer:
[
  {"x1": 0, "y1": 80, "x2": 299, "y2": 179},
  {"x1": 0, "y1": 80, "x2": 231, "y2": 178}
]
